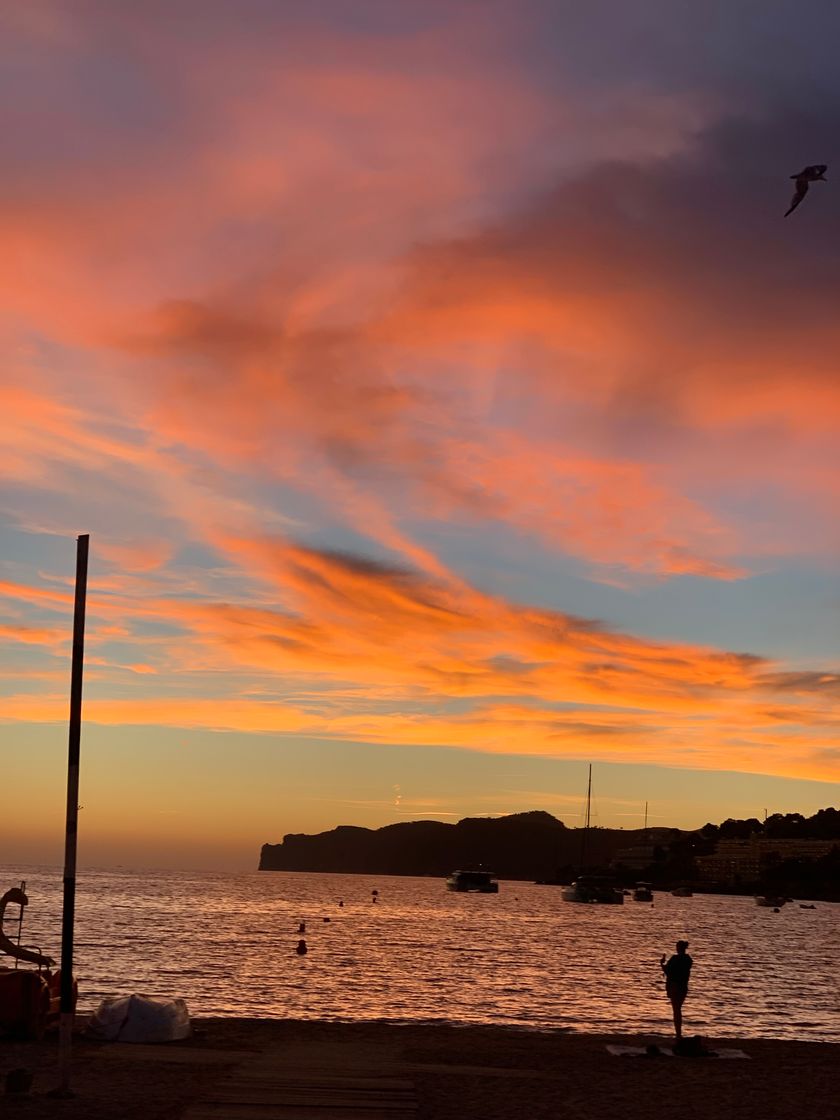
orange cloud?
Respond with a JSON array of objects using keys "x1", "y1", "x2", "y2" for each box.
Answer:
[
  {"x1": 0, "y1": 579, "x2": 74, "y2": 617},
  {"x1": 6, "y1": 538, "x2": 837, "y2": 781},
  {"x1": 96, "y1": 539, "x2": 174, "y2": 573},
  {"x1": 0, "y1": 623, "x2": 67, "y2": 648}
]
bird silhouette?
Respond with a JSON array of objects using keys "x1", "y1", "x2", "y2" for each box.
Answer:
[{"x1": 785, "y1": 164, "x2": 827, "y2": 216}]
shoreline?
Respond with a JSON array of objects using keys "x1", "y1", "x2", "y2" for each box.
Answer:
[
  {"x1": 62, "y1": 1004, "x2": 840, "y2": 1047},
  {"x1": 3, "y1": 1017, "x2": 838, "y2": 1119}
]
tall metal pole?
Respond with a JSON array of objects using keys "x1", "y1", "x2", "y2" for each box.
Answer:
[{"x1": 57, "y1": 534, "x2": 89, "y2": 1096}]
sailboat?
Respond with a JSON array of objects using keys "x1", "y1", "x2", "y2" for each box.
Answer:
[
  {"x1": 632, "y1": 802, "x2": 654, "y2": 901},
  {"x1": 561, "y1": 765, "x2": 624, "y2": 904}
]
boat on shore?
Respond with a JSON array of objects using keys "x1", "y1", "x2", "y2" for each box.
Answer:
[
  {"x1": 562, "y1": 876, "x2": 624, "y2": 904},
  {"x1": 446, "y1": 870, "x2": 499, "y2": 893},
  {"x1": 0, "y1": 883, "x2": 75, "y2": 1040}
]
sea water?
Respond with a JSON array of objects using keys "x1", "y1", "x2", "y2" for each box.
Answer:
[{"x1": 2, "y1": 867, "x2": 838, "y2": 1041}]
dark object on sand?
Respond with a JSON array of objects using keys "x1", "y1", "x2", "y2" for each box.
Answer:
[
  {"x1": 644, "y1": 1043, "x2": 662, "y2": 1057},
  {"x1": 5, "y1": 1068, "x2": 34, "y2": 1094},
  {"x1": 673, "y1": 1035, "x2": 716, "y2": 1057}
]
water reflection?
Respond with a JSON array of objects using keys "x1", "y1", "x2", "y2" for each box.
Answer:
[{"x1": 2, "y1": 867, "x2": 837, "y2": 1041}]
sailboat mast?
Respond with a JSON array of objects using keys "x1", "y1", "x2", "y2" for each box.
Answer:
[
  {"x1": 586, "y1": 765, "x2": 592, "y2": 831},
  {"x1": 644, "y1": 801, "x2": 648, "y2": 831},
  {"x1": 579, "y1": 763, "x2": 592, "y2": 868}
]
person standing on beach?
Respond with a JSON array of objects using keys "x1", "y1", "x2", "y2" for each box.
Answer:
[{"x1": 660, "y1": 940, "x2": 692, "y2": 1040}]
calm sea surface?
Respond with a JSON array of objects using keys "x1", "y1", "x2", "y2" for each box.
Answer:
[{"x1": 2, "y1": 867, "x2": 838, "y2": 1042}]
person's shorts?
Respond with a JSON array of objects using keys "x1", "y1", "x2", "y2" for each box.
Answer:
[{"x1": 666, "y1": 983, "x2": 688, "y2": 1003}]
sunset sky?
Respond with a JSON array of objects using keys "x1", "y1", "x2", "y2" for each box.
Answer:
[{"x1": 3, "y1": 1, "x2": 840, "y2": 870}]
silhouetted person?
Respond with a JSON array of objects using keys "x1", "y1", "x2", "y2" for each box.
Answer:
[
  {"x1": 660, "y1": 939, "x2": 693, "y2": 1040},
  {"x1": 339, "y1": 900, "x2": 344, "y2": 908},
  {"x1": 297, "y1": 921, "x2": 306, "y2": 934},
  {"x1": 296, "y1": 939, "x2": 308, "y2": 955},
  {"x1": 372, "y1": 889, "x2": 378, "y2": 904},
  {"x1": 323, "y1": 916, "x2": 331, "y2": 922}
]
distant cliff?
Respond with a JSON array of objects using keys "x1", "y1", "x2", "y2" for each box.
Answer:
[
  {"x1": 259, "y1": 810, "x2": 676, "y2": 880},
  {"x1": 260, "y1": 807, "x2": 840, "y2": 892}
]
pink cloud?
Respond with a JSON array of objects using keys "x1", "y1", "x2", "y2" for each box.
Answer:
[{"x1": 97, "y1": 538, "x2": 175, "y2": 573}]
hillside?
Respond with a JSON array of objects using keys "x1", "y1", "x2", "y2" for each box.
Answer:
[{"x1": 259, "y1": 810, "x2": 679, "y2": 880}]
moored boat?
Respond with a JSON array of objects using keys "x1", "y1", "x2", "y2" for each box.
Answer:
[
  {"x1": 632, "y1": 881, "x2": 654, "y2": 902},
  {"x1": 446, "y1": 870, "x2": 499, "y2": 893},
  {"x1": 671, "y1": 886, "x2": 693, "y2": 897},
  {"x1": 755, "y1": 895, "x2": 787, "y2": 908},
  {"x1": 561, "y1": 766, "x2": 624, "y2": 905},
  {"x1": 561, "y1": 876, "x2": 624, "y2": 904}
]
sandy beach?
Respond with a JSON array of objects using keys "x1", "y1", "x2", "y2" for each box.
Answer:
[{"x1": 2, "y1": 1018, "x2": 838, "y2": 1119}]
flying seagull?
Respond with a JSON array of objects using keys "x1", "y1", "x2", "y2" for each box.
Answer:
[{"x1": 784, "y1": 164, "x2": 827, "y2": 217}]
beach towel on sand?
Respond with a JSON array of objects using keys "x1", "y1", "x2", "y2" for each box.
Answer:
[{"x1": 606, "y1": 1044, "x2": 750, "y2": 1060}]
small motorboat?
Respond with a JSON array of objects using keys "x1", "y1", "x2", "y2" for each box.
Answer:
[
  {"x1": 671, "y1": 886, "x2": 693, "y2": 897},
  {"x1": 445, "y1": 870, "x2": 499, "y2": 893},
  {"x1": 632, "y1": 881, "x2": 654, "y2": 902},
  {"x1": 755, "y1": 895, "x2": 787, "y2": 908}
]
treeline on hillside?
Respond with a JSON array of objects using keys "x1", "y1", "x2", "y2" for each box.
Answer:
[{"x1": 696, "y1": 807, "x2": 840, "y2": 841}]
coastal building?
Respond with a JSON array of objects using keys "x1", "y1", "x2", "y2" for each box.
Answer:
[
  {"x1": 696, "y1": 837, "x2": 837, "y2": 883},
  {"x1": 609, "y1": 843, "x2": 658, "y2": 871}
]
